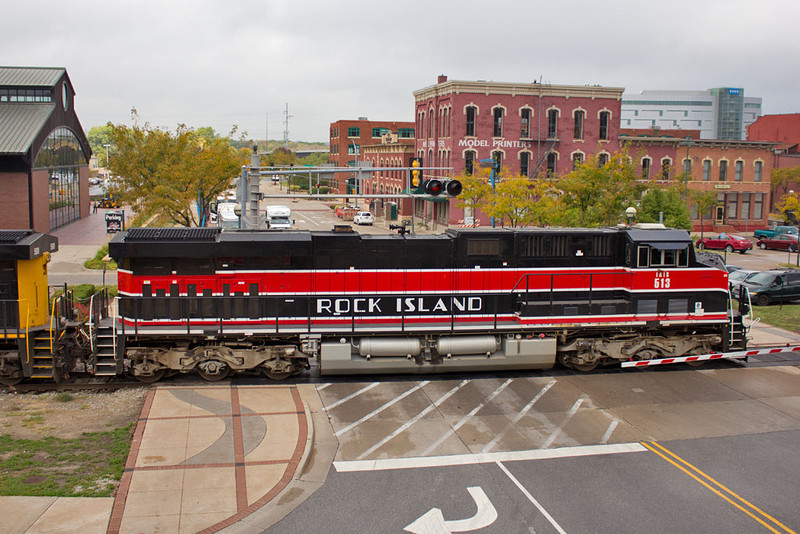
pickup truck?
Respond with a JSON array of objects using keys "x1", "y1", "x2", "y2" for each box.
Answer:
[{"x1": 753, "y1": 225, "x2": 798, "y2": 239}]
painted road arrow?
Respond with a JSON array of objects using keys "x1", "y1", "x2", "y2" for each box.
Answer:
[{"x1": 404, "y1": 486, "x2": 498, "y2": 533}]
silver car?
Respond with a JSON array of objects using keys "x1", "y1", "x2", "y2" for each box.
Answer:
[{"x1": 728, "y1": 269, "x2": 758, "y2": 297}]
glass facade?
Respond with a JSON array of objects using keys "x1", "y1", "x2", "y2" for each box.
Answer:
[
  {"x1": 712, "y1": 88, "x2": 744, "y2": 141},
  {"x1": 33, "y1": 127, "x2": 87, "y2": 230}
]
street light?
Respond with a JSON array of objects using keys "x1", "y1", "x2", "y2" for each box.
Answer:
[
  {"x1": 103, "y1": 143, "x2": 111, "y2": 184},
  {"x1": 626, "y1": 206, "x2": 637, "y2": 226}
]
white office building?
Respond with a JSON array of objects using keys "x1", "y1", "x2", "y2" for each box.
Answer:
[{"x1": 621, "y1": 88, "x2": 762, "y2": 140}]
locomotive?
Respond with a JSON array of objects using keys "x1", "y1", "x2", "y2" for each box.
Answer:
[{"x1": 0, "y1": 225, "x2": 746, "y2": 385}]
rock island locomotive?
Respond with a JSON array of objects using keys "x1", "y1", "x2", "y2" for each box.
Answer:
[{"x1": 0, "y1": 225, "x2": 746, "y2": 384}]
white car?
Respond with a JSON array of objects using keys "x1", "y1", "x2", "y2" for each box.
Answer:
[{"x1": 353, "y1": 211, "x2": 373, "y2": 225}]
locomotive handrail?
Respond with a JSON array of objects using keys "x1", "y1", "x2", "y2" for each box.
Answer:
[{"x1": 0, "y1": 298, "x2": 23, "y2": 340}]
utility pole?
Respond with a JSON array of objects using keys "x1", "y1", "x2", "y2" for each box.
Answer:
[{"x1": 283, "y1": 103, "x2": 293, "y2": 149}]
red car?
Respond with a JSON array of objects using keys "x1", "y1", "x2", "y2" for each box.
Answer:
[
  {"x1": 756, "y1": 234, "x2": 799, "y2": 252},
  {"x1": 696, "y1": 234, "x2": 753, "y2": 254}
]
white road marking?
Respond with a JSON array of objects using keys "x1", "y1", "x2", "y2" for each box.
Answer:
[
  {"x1": 601, "y1": 419, "x2": 619, "y2": 444},
  {"x1": 334, "y1": 381, "x2": 430, "y2": 437},
  {"x1": 481, "y1": 379, "x2": 557, "y2": 453},
  {"x1": 316, "y1": 383, "x2": 332, "y2": 391},
  {"x1": 324, "y1": 382, "x2": 380, "y2": 410},
  {"x1": 356, "y1": 380, "x2": 470, "y2": 460},
  {"x1": 404, "y1": 486, "x2": 498, "y2": 533},
  {"x1": 497, "y1": 461, "x2": 567, "y2": 534},
  {"x1": 421, "y1": 379, "x2": 514, "y2": 456},
  {"x1": 334, "y1": 442, "x2": 647, "y2": 472},
  {"x1": 541, "y1": 397, "x2": 584, "y2": 449}
]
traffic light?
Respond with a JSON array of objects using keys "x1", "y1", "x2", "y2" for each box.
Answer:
[
  {"x1": 410, "y1": 157, "x2": 423, "y2": 188},
  {"x1": 423, "y1": 179, "x2": 462, "y2": 197}
]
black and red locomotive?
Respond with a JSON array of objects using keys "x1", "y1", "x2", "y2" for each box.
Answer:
[{"x1": 0, "y1": 225, "x2": 744, "y2": 384}]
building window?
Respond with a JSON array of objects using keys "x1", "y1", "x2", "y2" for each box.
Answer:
[
  {"x1": 719, "y1": 160, "x2": 728, "y2": 181},
  {"x1": 754, "y1": 161, "x2": 763, "y2": 182},
  {"x1": 703, "y1": 160, "x2": 711, "y2": 181},
  {"x1": 642, "y1": 158, "x2": 651, "y2": 179},
  {"x1": 727, "y1": 192, "x2": 738, "y2": 219},
  {"x1": 466, "y1": 106, "x2": 476, "y2": 137},
  {"x1": 754, "y1": 193, "x2": 764, "y2": 220},
  {"x1": 572, "y1": 153, "x2": 583, "y2": 170},
  {"x1": 547, "y1": 109, "x2": 558, "y2": 138},
  {"x1": 520, "y1": 152, "x2": 530, "y2": 177},
  {"x1": 347, "y1": 127, "x2": 360, "y2": 137},
  {"x1": 399, "y1": 128, "x2": 415, "y2": 138},
  {"x1": 741, "y1": 193, "x2": 751, "y2": 220},
  {"x1": 492, "y1": 151, "x2": 503, "y2": 173},
  {"x1": 735, "y1": 160, "x2": 743, "y2": 181},
  {"x1": 0, "y1": 87, "x2": 53, "y2": 102},
  {"x1": 493, "y1": 107, "x2": 504, "y2": 137},
  {"x1": 683, "y1": 158, "x2": 692, "y2": 177},
  {"x1": 661, "y1": 159, "x2": 671, "y2": 180},
  {"x1": 521, "y1": 108, "x2": 531, "y2": 138},
  {"x1": 547, "y1": 152, "x2": 557, "y2": 177},
  {"x1": 372, "y1": 127, "x2": 389, "y2": 137},
  {"x1": 347, "y1": 144, "x2": 360, "y2": 155},
  {"x1": 573, "y1": 110, "x2": 584, "y2": 140},
  {"x1": 598, "y1": 153, "x2": 609, "y2": 166},
  {"x1": 428, "y1": 111, "x2": 434, "y2": 138},
  {"x1": 599, "y1": 111, "x2": 610, "y2": 140},
  {"x1": 465, "y1": 151, "x2": 476, "y2": 175}
]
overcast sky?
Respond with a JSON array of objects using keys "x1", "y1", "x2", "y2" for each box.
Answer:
[{"x1": 4, "y1": 0, "x2": 799, "y2": 143}]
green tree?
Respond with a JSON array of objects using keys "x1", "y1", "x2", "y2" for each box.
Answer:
[
  {"x1": 486, "y1": 173, "x2": 534, "y2": 227},
  {"x1": 455, "y1": 168, "x2": 493, "y2": 225},
  {"x1": 300, "y1": 152, "x2": 330, "y2": 166},
  {"x1": 690, "y1": 189, "x2": 717, "y2": 240},
  {"x1": 108, "y1": 122, "x2": 246, "y2": 227},
  {"x1": 265, "y1": 147, "x2": 297, "y2": 167},
  {"x1": 771, "y1": 166, "x2": 800, "y2": 199},
  {"x1": 638, "y1": 185, "x2": 692, "y2": 229},
  {"x1": 559, "y1": 152, "x2": 644, "y2": 227},
  {"x1": 87, "y1": 125, "x2": 113, "y2": 165},
  {"x1": 528, "y1": 178, "x2": 563, "y2": 227}
]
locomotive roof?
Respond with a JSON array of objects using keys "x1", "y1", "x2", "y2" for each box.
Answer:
[{"x1": 0, "y1": 230, "x2": 58, "y2": 260}]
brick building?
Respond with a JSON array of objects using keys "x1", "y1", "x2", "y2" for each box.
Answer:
[
  {"x1": 413, "y1": 75, "x2": 624, "y2": 225},
  {"x1": 747, "y1": 114, "x2": 800, "y2": 208},
  {"x1": 621, "y1": 131, "x2": 776, "y2": 232},
  {"x1": 0, "y1": 66, "x2": 92, "y2": 232},
  {"x1": 328, "y1": 118, "x2": 414, "y2": 194},
  {"x1": 359, "y1": 132, "x2": 415, "y2": 219}
]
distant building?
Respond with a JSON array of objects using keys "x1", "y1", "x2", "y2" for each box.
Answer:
[
  {"x1": 747, "y1": 113, "x2": 800, "y2": 209},
  {"x1": 359, "y1": 131, "x2": 416, "y2": 220},
  {"x1": 329, "y1": 118, "x2": 414, "y2": 194},
  {"x1": 0, "y1": 66, "x2": 92, "y2": 232},
  {"x1": 620, "y1": 128, "x2": 776, "y2": 232},
  {"x1": 621, "y1": 88, "x2": 762, "y2": 141},
  {"x1": 414, "y1": 75, "x2": 624, "y2": 225}
]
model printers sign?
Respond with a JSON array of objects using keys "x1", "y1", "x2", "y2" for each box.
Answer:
[
  {"x1": 457, "y1": 139, "x2": 533, "y2": 149},
  {"x1": 105, "y1": 210, "x2": 125, "y2": 234}
]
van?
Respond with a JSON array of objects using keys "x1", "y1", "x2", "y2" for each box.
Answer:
[
  {"x1": 266, "y1": 205, "x2": 292, "y2": 230},
  {"x1": 216, "y1": 201, "x2": 240, "y2": 229},
  {"x1": 741, "y1": 269, "x2": 800, "y2": 306}
]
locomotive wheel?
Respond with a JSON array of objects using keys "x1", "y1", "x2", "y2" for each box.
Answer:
[
  {"x1": 571, "y1": 361, "x2": 598, "y2": 372},
  {"x1": 0, "y1": 360, "x2": 24, "y2": 386},
  {"x1": 263, "y1": 369, "x2": 292, "y2": 380},
  {"x1": 197, "y1": 360, "x2": 231, "y2": 381},
  {"x1": 685, "y1": 360, "x2": 705, "y2": 368},
  {"x1": 133, "y1": 369, "x2": 166, "y2": 383}
]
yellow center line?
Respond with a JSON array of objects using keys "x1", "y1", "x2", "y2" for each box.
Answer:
[{"x1": 641, "y1": 441, "x2": 795, "y2": 534}]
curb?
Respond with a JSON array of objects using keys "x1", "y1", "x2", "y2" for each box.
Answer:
[{"x1": 296, "y1": 400, "x2": 315, "y2": 478}]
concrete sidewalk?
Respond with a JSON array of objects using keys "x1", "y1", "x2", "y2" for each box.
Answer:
[{"x1": 2, "y1": 383, "x2": 333, "y2": 534}]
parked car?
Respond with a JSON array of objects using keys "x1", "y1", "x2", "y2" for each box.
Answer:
[
  {"x1": 753, "y1": 225, "x2": 798, "y2": 239},
  {"x1": 741, "y1": 269, "x2": 800, "y2": 306},
  {"x1": 695, "y1": 251, "x2": 727, "y2": 271},
  {"x1": 696, "y1": 233, "x2": 752, "y2": 254},
  {"x1": 728, "y1": 269, "x2": 758, "y2": 296},
  {"x1": 725, "y1": 265, "x2": 743, "y2": 273},
  {"x1": 353, "y1": 211, "x2": 373, "y2": 225},
  {"x1": 756, "y1": 234, "x2": 799, "y2": 252}
]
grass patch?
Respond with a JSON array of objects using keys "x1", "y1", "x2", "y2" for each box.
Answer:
[
  {"x1": 750, "y1": 303, "x2": 800, "y2": 334},
  {"x1": 83, "y1": 244, "x2": 117, "y2": 270},
  {"x1": 0, "y1": 423, "x2": 134, "y2": 497}
]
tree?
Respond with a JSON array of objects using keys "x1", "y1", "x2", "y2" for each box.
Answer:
[
  {"x1": 87, "y1": 125, "x2": 113, "y2": 165},
  {"x1": 454, "y1": 168, "x2": 493, "y2": 225},
  {"x1": 771, "y1": 167, "x2": 800, "y2": 199},
  {"x1": 559, "y1": 152, "x2": 644, "y2": 227},
  {"x1": 690, "y1": 189, "x2": 717, "y2": 240},
  {"x1": 774, "y1": 190, "x2": 800, "y2": 225},
  {"x1": 265, "y1": 147, "x2": 297, "y2": 167},
  {"x1": 638, "y1": 185, "x2": 692, "y2": 230},
  {"x1": 108, "y1": 122, "x2": 246, "y2": 227},
  {"x1": 527, "y1": 178, "x2": 563, "y2": 227}
]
